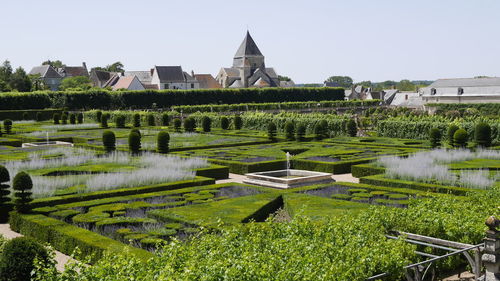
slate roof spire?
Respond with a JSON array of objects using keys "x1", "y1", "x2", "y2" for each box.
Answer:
[{"x1": 234, "y1": 31, "x2": 263, "y2": 58}]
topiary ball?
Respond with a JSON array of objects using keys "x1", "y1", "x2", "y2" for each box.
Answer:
[
  {"x1": 453, "y1": 129, "x2": 468, "y2": 148},
  {"x1": 0, "y1": 237, "x2": 49, "y2": 281}
]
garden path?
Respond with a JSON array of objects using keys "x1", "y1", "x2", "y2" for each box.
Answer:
[
  {"x1": 216, "y1": 173, "x2": 360, "y2": 184},
  {"x1": 0, "y1": 223, "x2": 73, "y2": 271}
]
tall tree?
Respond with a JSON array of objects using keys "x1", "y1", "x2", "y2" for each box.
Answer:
[
  {"x1": 396, "y1": 79, "x2": 416, "y2": 91},
  {"x1": 9, "y1": 67, "x2": 32, "y2": 92},
  {"x1": 0, "y1": 60, "x2": 13, "y2": 89},
  {"x1": 94, "y1": 62, "x2": 125, "y2": 73},
  {"x1": 42, "y1": 60, "x2": 65, "y2": 68},
  {"x1": 59, "y1": 76, "x2": 92, "y2": 90},
  {"x1": 324, "y1": 76, "x2": 353, "y2": 88}
]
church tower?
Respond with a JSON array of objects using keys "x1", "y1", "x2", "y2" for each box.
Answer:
[{"x1": 233, "y1": 31, "x2": 265, "y2": 87}]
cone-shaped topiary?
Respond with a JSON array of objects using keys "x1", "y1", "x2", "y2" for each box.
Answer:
[
  {"x1": 475, "y1": 122, "x2": 491, "y2": 147},
  {"x1": 0, "y1": 165, "x2": 10, "y2": 221},
  {"x1": 157, "y1": 131, "x2": 170, "y2": 154},
  {"x1": 96, "y1": 110, "x2": 102, "y2": 122},
  {"x1": 173, "y1": 118, "x2": 182, "y2": 132},
  {"x1": 61, "y1": 113, "x2": 68, "y2": 125},
  {"x1": 161, "y1": 113, "x2": 170, "y2": 126},
  {"x1": 429, "y1": 128, "x2": 442, "y2": 148},
  {"x1": 267, "y1": 122, "x2": 277, "y2": 141},
  {"x1": 102, "y1": 131, "x2": 116, "y2": 153},
  {"x1": 201, "y1": 116, "x2": 211, "y2": 132},
  {"x1": 69, "y1": 113, "x2": 76, "y2": 124},
  {"x1": 36, "y1": 112, "x2": 42, "y2": 122},
  {"x1": 346, "y1": 120, "x2": 357, "y2": 137},
  {"x1": 220, "y1": 117, "x2": 229, "y2": 130},
  {"x1": 3, "y1": 119, "x2": 12, "y2": 134},
  {"x1": 13, "y1": 171, "x2": 33, "y2": 213},
  {"x1": 284, "y1": 121, "x2": 295, "y2": 140},
  {"x1": 53, "y1": 113, "x2": 60, "y2": 125},
  {"x1": 128, "y1": 130, "x2": 141, "y2": 154},
  {"x1": 133, "y1": 113, "x2": 141, "y2": 127},
  {"x1": 100, "y1": 113, "x2": 109, "y2": 128},
  {"x1": 296, "y1": 124, "x2": 306, "y2": 142},
  {"x1": 77, "y1": 112, "x2": 84, "y2": 124},
  {"x1": 115, "y1": 115, "x2": 126, "y2": 128},
  {"x1": 0, "y1": 237, "x2": 49, "y2": 281},
  {"x1": 147, "y1": 114, "x2": 155, "y2": 126},
  {"x1": 447, "y1": 124, "x2": 459, "y2": 146},
  {"x1": 234, "y1": 115, "x2": 242, "y2": 130},
  {"x1": 184, "y1": 117, "x2": 196, "y2": 132},
  {"x1": 453, "y1": 129, "x2": 468, "y2": 148}
]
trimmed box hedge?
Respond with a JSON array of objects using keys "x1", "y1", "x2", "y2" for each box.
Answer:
[{"x1": 351, "y1": 164, "x2": 385, "y2": 178}]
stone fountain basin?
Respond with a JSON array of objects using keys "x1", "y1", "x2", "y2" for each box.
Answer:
[
  {"x1": 22, "y1": 141, "x2": 74, "y2": 148},
  {"x1": 243, "y1": 169, "x2": 334, "y2": 189}
]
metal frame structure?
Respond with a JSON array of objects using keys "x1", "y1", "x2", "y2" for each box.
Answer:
[{"x1": 367, "y1": 231, "x2": 484, "y2": 281}]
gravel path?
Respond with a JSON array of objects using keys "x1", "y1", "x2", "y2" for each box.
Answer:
[{"x1": 0, "y1": 223, "x2": 73, "y2": 272}]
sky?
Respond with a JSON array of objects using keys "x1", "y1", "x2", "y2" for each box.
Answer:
[{"x1": 0, "y1": 0, "x2": 499, "y2": 83}]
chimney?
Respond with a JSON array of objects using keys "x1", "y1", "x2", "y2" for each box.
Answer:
[
  {"x1": 82, "y1": 62, "x2": 87, "y2": 70},
  {"x1": 191, "y1": 70, "x2": 195, "y2": 77},
  {"x1": 150, "y1": 68, "x2": 154, "y2": 76}
]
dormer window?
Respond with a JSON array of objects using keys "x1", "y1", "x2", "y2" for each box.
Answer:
[
  {"x1": 430, "y1": 88, "x2": 437, "y2": 95},
  {"x1": 458, "y1": 87, "x2": 464, "y2": 95}
]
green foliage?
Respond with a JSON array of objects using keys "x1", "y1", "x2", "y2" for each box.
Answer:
[
  {"x1": 161, "y1": 113, "x2": 170, "y2": 126},
  {"x1": 53, "y1": 113, "x2": 60, "y2": 125},
  {"x1": 429, "y1": 127, "x2": 441, "y2": 148},
  {"x1": 220, "y1": 117, "x2": 229, "y2": 130},
  {"x1": 133, "y1": 113, "x2": 141, "y2": 127},
  {"x1": 128, "y1": 130, "x2": 141, "y2": 154},
  {"x1": 69, "y1": 113, "x2": 76, "y2": 124},
  {"x1": 147, "y1": 114, "x2": 155, "y2": 126},
  {"x1": 234, "y1": 115, "x2": 243, "y2": 130},
  {"x1": 313, "y1": 122, "x2": 324, "y2": 140},
  {"x1": 284, "y1": 121, "x2": 295, "y2": 140},
  {"x1": 36, "y1": 112, "x2": 42, "y2": 122},
  {"x1": 267, "y1": 121, "x2": 277, "y2": 141},
  {"x1": 22, "y1": 112, "x2": 28, "y2": 120},
  {"x1": 115, "y1": 115, "x2": 126, "y2": 128},
  {"x1": 59, "y1": 76, "x2": 92, "y2": 91},
  {"x1": 324, "y1": 75, "x2": 353, "y2": 88},
  {"x1": 296, "y1": 124, "x2": 306, "y2": 141},
  {"x1": 475, "y1": 122, "x2": 491, "y2": 147},
  {"x1": 3, "y1": 120, "x2": 12, "y2": 134},
  {"x1": 77, "y1": 112, "x2": 84, "y2": 124},
  {"x1": 94, "y1": 62, "x2": 125, "y2": 73},
  {"x1": 453, "y1": 129, "x2": 467, "y2": 148},
  {"x1": 346, "y1": 119, "x2": 357, "y2": 137},
  {"x1": 13, "y1": 172, "x2": 33, "y2": 213},
  {"x1": 9, "y1": 67, "x2": 32, "y2": 92},
  {"x1": 183, "y1": 117, "x2": 196, "y2": 132},
  {"x1": 100, "y1": 113, "x2": 109, "y2": 128},
  {"x1": 42, "y1": 59, "x2": 65, "y2": 68},
  {"x1": 61, "y1": 113, "x2": 68, "y2": 125},
  {"x1": 157, "y1": 131, "x2": 170, "y2": 154},
  {"x1": 95, "y1": 110, "x2": 102, "y2": 122},
  {"x1": 173, "y1": 118, "x2": 181, "y2": 132},
  {"x1": 102, "y1": 131, "x2": 116, "y2": 153},
  {"x1": 0, "y1": 166, "x2": 10, "y2": 212},
  {"x1": 201, "y1": 116, "x2": 211, "y2": 132},
  {"x1": 0, "y1": 237, "x2": 49, "y2": 281},
  {"x1": 447, "y1": 124, "x2": 459, "y2": 146}
]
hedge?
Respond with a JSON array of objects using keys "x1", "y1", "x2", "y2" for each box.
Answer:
[
  {"x1": 0, "y1": 88, "x2": 345, "y2": 110},
  {"x1": 206, "y1": 159, "x2": 287, "y2": 174},
  {"x1": 9, "y1": 212, "x2": 153, "y2": 262},
  {"x1": 293, "y1": 158, "x2": 375, "y2": 174},
  {"x1": 0, "y1": 109, "x2": 62, "y2": 121},
  {"x1": 427, "y1": 103, "x2": 500, "y2": 116},
  {"x1": 351, "y1": 164, "x2": 386, "y2": 178}
]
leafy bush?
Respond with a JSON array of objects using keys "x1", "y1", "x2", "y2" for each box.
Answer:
[
  {"x1": 133, "y1": 113, "x2": 141, "y2": 127},
  {"x1": 447, "y1": 124, "x2": 459, "y2": 146},
  {"x1": 453, "y1": 129, "x2": 468, "y2": 148},
  {"x1": 157, "y1": 131, "x2": 170, "y2": 154},
  {"x1": 296, "y1": 124, "x2": 306, "y2": 142},
  {"x1": 147, "y1": 114, "x2": 155, "y2": 126},
  {"x1": 61, "y1": 113, "x2": 68, "y2": 125},
  {"x1": 77, "y1": 112, "x2": 84, "y2": 124},
  {"x1": 267, "y1": 122, "x2": 277, "y2": 141},
  {"x1": 475, "y1": 122, "x2": 491, "y2": 147},
  {"x1": 115, "y1": 115, "x2": 126, "y2": 128},
  {"x1": 0, "y1": 237, "x2": 49, "y2": 281},
  {"x1": 313, "y1": 122, "x2": 324, "y2": 140},
  {"x1": 429, "y1": 128, "x2": 441, "y2": 148},
  {"x1": 36, "y1": 112, "x2": 42, "y2": 122},
  {"x1": 69, "y1": 113, "x2": 76, "y2": 124},
  {"x1": 346, "y1": 119, "x2": 357, "y2": 137},
  {"x1": 96, "y1": 110, "x2": 103, "y2": 122},
  {"x1": 220, "y1": 117, "x2": 229, "y2": 130},
  {"x1": 161, "y1": 113, "x2": 170, "y2": 126},
  {"x1": 184, "y1": 117, "x2": 196, "y2": 132},
  {"x1": 102, "y1": 131, "x2": 116, "y2": 153},
  {"x1": 129, "y1": 130, "x2": 141, "y2": 154},
  {"x1": 100, "y1": 113, "x2": 109, "y2": 128},
  {"x1": 234, "y1": 115, "x2": 243, "y2": 130},
  {"x1": 53, "y1": 113, "x2": 60, "y2": 125},
  {"x1": 13, "y1": 172, "x2": 33, "y2": 213},
  {"x1": 201, "y1": 116, "x2": 211, "y2": 132},
  {"x1": 22, "y1": 112, "x2": 28, "y2": 120},
  {"x1": 284, "y1": 121, "x2": 295, "y2": 140},
  {"x1": 3, "y1": 120, "x2": 12, "y2": 134},
  {"x1": 173, "y1": 118, "x2": 182, "y2": 132}
]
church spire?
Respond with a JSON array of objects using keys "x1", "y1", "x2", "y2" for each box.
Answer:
[{"x1": 234, "y1": 31, "x2": 263, "y2": 58}]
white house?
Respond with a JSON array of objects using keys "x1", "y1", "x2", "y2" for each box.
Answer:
[
  {"x1": 420, "y1": 77, "x2": 500, "y2": 104},
  {"x1": 150, "y1": 66, "x2": 199, "y2": 90}
]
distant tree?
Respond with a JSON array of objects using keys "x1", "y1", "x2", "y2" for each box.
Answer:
[
  {"x1": 12, "y1": 171, "x2": 33, "y2": 213},
  {"x1": 429, "y1": 128, "x2": 442, "y2": 148},
  {"x1": 0, "y1": 60, "x2": 13, "y2": 83},
  {"x1": 278, "y1": 75, "x2": 291, "y2": 82},
  {"x1": 396, "y1": 80, "x2": 416, "y2": 91},
  {"x1": 379, "y1": 80, "x2": 397, "y2": 89},
  {"x1": 9, "y1": 67, "x2": 31, "y2": 92},
  {"x1": 357, "y1": 81, "x2": 373, "y2": 88},
  {"x1": 324, "y1": 76, "x2": 353, "y2": 88},
  {"x1": 94, "y1": 62, "x2": 125, "y2": 73},
  {"x1": 59, "y1": 76, "x2": 92, "y2": 91},
  {"x1": 102, "y1": 131, "x2": 116, "y2": 153},
  {"x1": 157, "y1": 131, "x2": 170, "y2": 154},
  {"x1": 267, "y1": 122, "x2": 277, "y2": 141},
  {"x1": 0, "y1": 80, "x2": 9, "y2": 92},
  {"x1": 284, "y1": 121, "x2": 295, "y2": 140},
  {"x1": 42, "y1": 60, "x2": 65, "y2": 68}
]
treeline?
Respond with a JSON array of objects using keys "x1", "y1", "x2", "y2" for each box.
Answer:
[{"x1": 0, "y1": 88, "x2": 344, "y2": 110}]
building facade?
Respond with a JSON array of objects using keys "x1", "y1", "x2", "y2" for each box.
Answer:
[{"x1": 420, "y1": 77, "x2": 500, "y2": 103}]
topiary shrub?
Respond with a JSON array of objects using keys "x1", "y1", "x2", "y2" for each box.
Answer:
[
  {"x1": 453, "y1": 129, "x2": 468, "y2": 148},
  {"x1": 201, "y1": 116, "x2": 211, "y2": 132},
  {"x1": 284, "y1": 121, "x2": 295, "y2": 140},
  {"x1": 102, "y1": 131, "x2": 116, "y2": 153},
  {"x1": 220, "y1": 117, "x2": 229, "y2": 130},
  {"x1": 69, "y1": 113, "x2": 76, "y2": 124},
  {"x1": 447, "y1": 124, "x2": 459, "y2": 146},
  {"x1": 100, "y1": 113, "x2": 109, "y2": 128},
  {"x1": 61, "y1": 113, "x2": 68, "y2": 125},
  {"x1": 13, "y1": 171, "x2": 33, "y2": 213},
  {"x1": 346, "y1": 119, "x2": 357, "y2": 137},
  {"x1": 96, "y1": 110, "x2": 103, "y2": 122},
  {"x1": 234, "y1": 115, "x2": 243, "y2": 130},
  {"x1": 314, "y1": 122, "x2": 324, "y2": 140},
  {"x1": 0, "y1": 237, "x2": 49, "y2": 281},
  {"x1": 429, "y1": 128, "x2": 441, "y2": 148},
  {"x1": 115, "y1": 115, "x2": 126, "y2": 128},
  {"x1": 475, "y1": 122, "x2": 491, "y2": 147},
  {"x1": 296, "y1": 124, "x2": 306, "y2": 142},
  {"x1": 22, "y1": 112, "x2": 28, "y2": 120},
  {"x1": 53, "y1": 113, "x2": 60, "y2": 125},
  {"x1": 133, "y1": 113, "x2": 141, "y2": 127},
  {"x1": 319, "y1": 120, "x2": 328, "y2": 139},
  {"x1": 0, "y1": 165, "x2": 10, "y2": 222},
  {"x1": 77, "y1": 112, "x2": 84, "y2": 124},
  {"x1": 184, "y1": 117, "x2": 196, "y2": 132},
  {"x1": 157, "y1": 131, "x2": 170, "y2": 154},
  {"x1": 173, "y1": 118, "x2": 182, "y2": 132},
  {"x1": 131, "y1": 128, "x2": 141, "y2": 137},
  {"x1": 36, "y1": 112, "x2": 42, "y2": 122},
  {"x1": 161, "y1": 113, "x2": 170, "y2": 126},
  {"x1": 129, "y1": 130, "x2": 141, "y2": 154},
  {"x1": 267, "y1": 122, "x2": 277, "y2": 141},
  {"x1": 3, "y1": 120, "x2": 12, "y2": 134},
  {"x1": 147, "y1": 114, "x2": 155, "y2": 126}
]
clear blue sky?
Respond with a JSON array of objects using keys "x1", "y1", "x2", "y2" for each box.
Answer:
[{"x1": 1, "y1": 0, "x2": 499, "y2": 83}]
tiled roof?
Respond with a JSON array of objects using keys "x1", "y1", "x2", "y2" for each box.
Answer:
[
  {"x1": 234, "y1": 31, "x2": 263, "y2": 58},
  {"x1": 124, "y1": 71, "x2": 152, "y2": 84},
  {"x1": 29, "y1": 65, "x2": 62, "y2": 79},
  {"x1": 194, "y1": 74, "x2": 221, "y2": 89},
  {"x1": 430, "y1": 77, "x2": 500, "y2": 88},
  {"x1": 61, "y1": 66, "x2": 88, "y2": 77},
  {"x1": 155, "y1": 66, "x2": 185, "y2": 82}
]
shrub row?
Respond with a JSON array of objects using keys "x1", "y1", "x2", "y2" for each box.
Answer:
[
  {"x1": 172, "y1": 100, "x2": 379, "y2": 113},
  {"x1": 351, "y1": 163, "x2": 386, "y2": 178},
  {"x1": 9, "y1": 212, "x2": 152, "y2": 262},
  {"x1": 293, "y1": 158, "x2": 375, "y2": 174},
  {"x1": 428, "y1": 103, "x2": 500, "y2": 116},
  {"x1": 85, "y1": 110, "x2": 178, "y2": 126},
  {"x1": 0, "y1": 109, "x2": 62, "y2": 121},
  {"x1": 0, "y1": 88, "x2": 344, "y2": 110}
]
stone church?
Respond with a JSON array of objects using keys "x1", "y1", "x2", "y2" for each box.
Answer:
[{"x1": 216, "y1": 31, "x2": 281, "y2": 88}]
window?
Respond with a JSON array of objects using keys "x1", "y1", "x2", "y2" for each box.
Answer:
[
  {"x1": 191, "y1": 83, "x2": 194, "y2": 89},
  {"x1": 458, "y1": 87, "x2": 464, "y2": 95},
  {"x1": 164, "y1": 83, "x2": 169, "y2": 89},
  {"x1": 430, "y1": 88, "x2": 436, "y2": 95}
]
